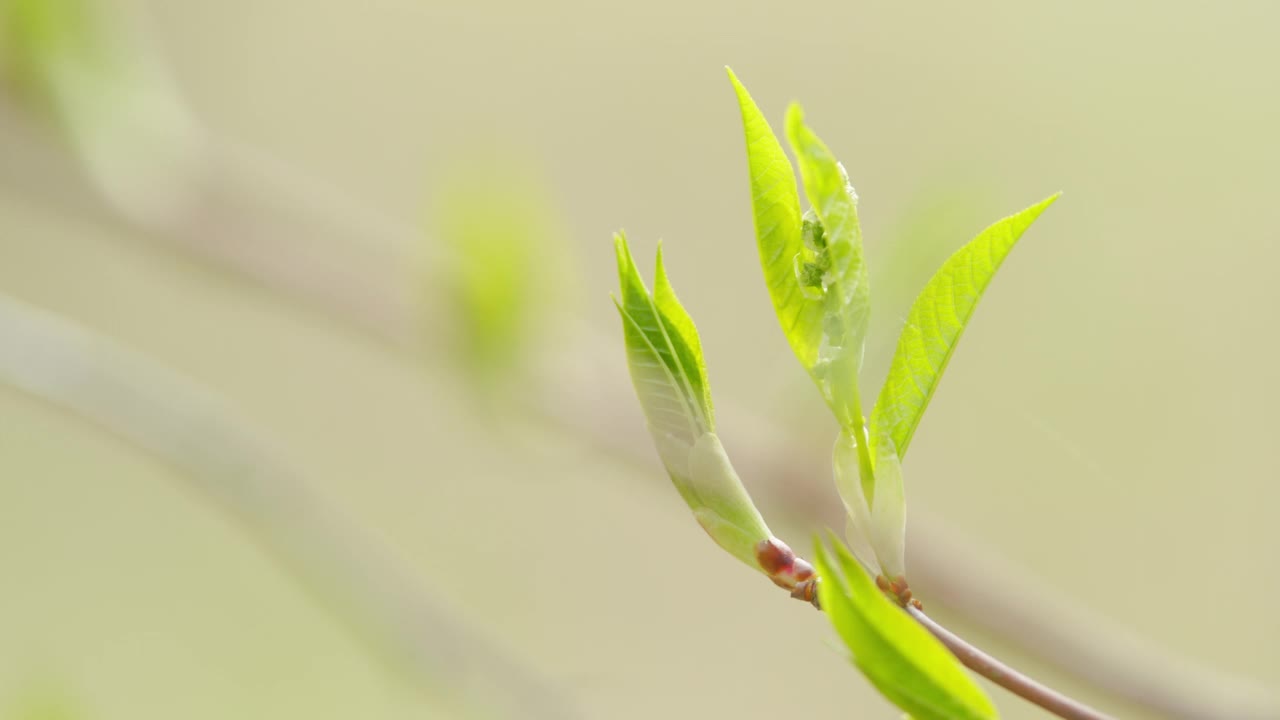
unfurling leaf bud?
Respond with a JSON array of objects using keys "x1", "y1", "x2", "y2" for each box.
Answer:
[{"x1": 614, "y1": 233, "x2": 807, "y2": 587}]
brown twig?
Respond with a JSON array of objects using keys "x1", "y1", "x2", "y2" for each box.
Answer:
[
  {"x1": 905, "y1": 518, "x2": 1279, "y2": 720},
  {"x1": 907, "y1": 603, "x2": 1114, "y2": 720},
  {"x1": 786, "y1": 561, "x2": 1114, "y2": 718}
]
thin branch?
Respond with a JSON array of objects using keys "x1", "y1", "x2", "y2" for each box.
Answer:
[
  {"x1": 0, "y1": 294, "x2": 581, "y2": 720},
  {"x1": 905, "y1": 518, "x2": 1280, "y2": 720},
  {"x1": 907, "y1": 604, "x2": 1114, "y2": 720},
  {"x1": 3, "y1": 113, "x2": 1277, "y2": 719}
]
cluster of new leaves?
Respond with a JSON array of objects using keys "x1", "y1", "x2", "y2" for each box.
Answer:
[
  {"x1": 728, "y1": 69, "x2": 1059, "y2": 586},
  {"x1": 614, "y1": 68, "x2": 1057, "y2": 718}
]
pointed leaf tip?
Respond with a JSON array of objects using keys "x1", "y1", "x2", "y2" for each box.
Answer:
[{"x1": 785, "y1": 101, "x2": 805, "y2": 126}]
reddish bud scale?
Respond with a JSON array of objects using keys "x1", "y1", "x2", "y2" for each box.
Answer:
[
  {"x1": 875, "y1": 574, "x2": 918, "y2": 608},
  {"x1": 754, "y1": 537, "x2": 814, "y2": 591},
  {"x1": 791, "y1": 577, "x2": 820, "y2": 607}
]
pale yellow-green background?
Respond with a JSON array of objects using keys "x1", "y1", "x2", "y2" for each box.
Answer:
[{"x1": 1, "y1": 1, "x2": 1278, "y2": 718}]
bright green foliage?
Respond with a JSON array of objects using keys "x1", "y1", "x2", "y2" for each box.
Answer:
[
  {"x1": 730, "y1": 69, "x2": 880, "y2": 545},
  {"x1": 728, "y1": 67, "x2": 873, "y2": 435},
  {"x1": 613, "y1": 234, "x2": 774, "y2": 569},
  {"x1": 729, "y1": 69, "x2": 887, "y2": 575},
  {"x1": 783, "y1": 105, "x2": 873, "y2": 433},
  {"x1": 614, "y1": 233, "x2": 713, "y2": 446},
  {"x1": 815, "y1": 537, "x2": 999, "y2": 720},
  {"x1": 870, "y1": 194, "x2": 1060, "y2": 461},
  {"x1": 723, "y1": 68, "x2": 1057, "y2": 575},
  {"x1": 618, "y1": 71, "x2": 1060, "y2": 719},
  {"x1": 726, "y1": 72, "x2": 820, "y2": 375}
]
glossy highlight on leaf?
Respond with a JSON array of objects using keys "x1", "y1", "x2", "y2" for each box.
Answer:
[
  {"x1": 815, "y1": 536, "x2": 999, "y2": 720},
  {"x1": 870, "y1": 194, "x2": 1060, "y2": 460}
]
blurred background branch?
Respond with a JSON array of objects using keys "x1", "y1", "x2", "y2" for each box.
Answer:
[{"x1": 0, "y1": 294, "x2": 581, "y2": 720}]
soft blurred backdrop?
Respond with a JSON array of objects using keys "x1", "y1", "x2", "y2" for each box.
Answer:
[{"x1": 1, "y1": 1, "x2": 1277, "y2": 719}]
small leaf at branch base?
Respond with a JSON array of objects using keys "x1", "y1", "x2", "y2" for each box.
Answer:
[
  {"x1": 815, "y1": 537, "x2": 999, "y2": 720},
  {"x1": 870, "y1": 194, "x2": 1060, "y2": 461}
]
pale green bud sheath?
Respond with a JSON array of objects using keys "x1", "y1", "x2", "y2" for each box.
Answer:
[
  {"x1": 868, "y1": 427, "x2": 906, "y2": 580},
  {"x1": 833, "y1": 429, "x2": 882, "y2": 577},
  {"x1": 687, "y1": 432, "x2": 771, "y2": 567}
]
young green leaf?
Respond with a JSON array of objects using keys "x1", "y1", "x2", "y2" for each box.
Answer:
[
  {"x1": 653, "y1": 243, "x2": 715, "y2": 425},
  {"x1": 613, "y1": 233, "x2": 775, "y2": 571},
  {"x1": 870, "y1": 194, "x2": 1060, "y2": 460},
  {"x1": 783, "y1": 104, "x2": 872, "y2": 432},
  {"x1": 728, "y1": 72, "x2": 881, "y2": 555},
  {"x1": 725, "y1": 69, "x2": 818, "y2": 368},
  {"x1": 815, "y1": 537, "x2": 999, "y2": 720},
  {"x1": 614, "y1": 232, "x2": 712, "y2": 459},
  {"x1": 728, "y1": 70, "x2": 873, "y2": 436}
]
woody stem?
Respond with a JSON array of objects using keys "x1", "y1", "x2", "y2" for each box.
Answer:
[{"x1": 905, "y1": 604, "x2": 1115, "y2": 720}]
